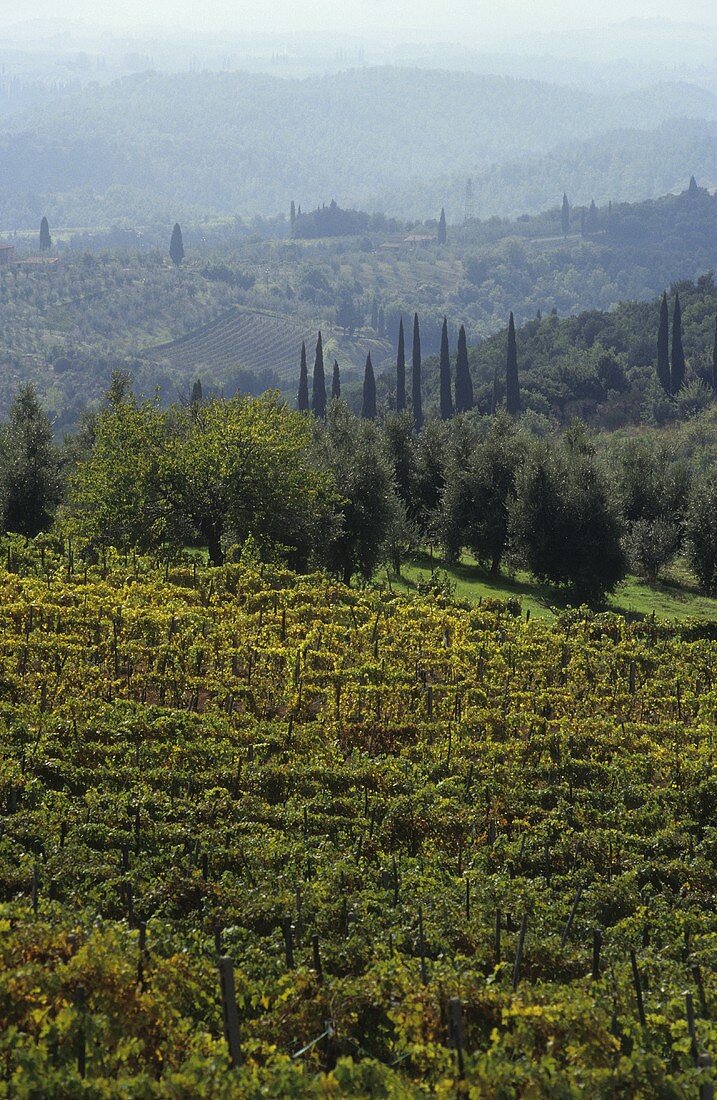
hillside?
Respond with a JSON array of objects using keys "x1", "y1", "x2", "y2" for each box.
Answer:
[
  {"x1": 142, "y1": 304, "x2": 391, "y2": 387},
  {"x1": 0, "y1": 68, "x2": 714, "y2": 226},
  {"x1": 4, "y1": 185, "x2": 717, "y2": 429},
  {"x1": 4, "y1": 542, "x2": 717, "y2": 1094}
]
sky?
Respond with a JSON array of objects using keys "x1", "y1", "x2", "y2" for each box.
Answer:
[{"x1": 2, "y1": 0, "x2": 716, "y2": 39}]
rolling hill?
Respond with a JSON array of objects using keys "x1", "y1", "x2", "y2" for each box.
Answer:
[
  {"x1": 142, "y1": 304, "x2": 392, "y2": 389},
  {"x1": 0, "y1": 68, "x2": 715, "y2": 226}
]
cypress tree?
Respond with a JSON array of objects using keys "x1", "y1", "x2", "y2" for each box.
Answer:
[
  {"x1": 311, "y1": 331, "x2": 327, "y2": 418},
  {"x1": 412, "y1": 313, "x2": 423, "y2": 432},
  {"x1": 39, "y1": 217, "x2": 51, "y2": 251},
  {"x1": 290, "y1": 200, "x2": 296, "y2": 227},
  {"x1": 169, "y1": 223, "x2": 184, "y2": 266},
  {"x1": 332, "y1": 360, "x2": 341, "y2": 399},
  {"x1": 671, "y1": 292, "x2": 685, "y2": 395},
  {"x1": 712, "y1": 315, "x2": 717, "y2": 392},
  {"x1": 506, "y1": 312, "x2": 520, "y2": 416},
  {"x1": 437, "y1": 207, "x2": 447, "y2": 245},
  {"x1": 454, "y1": 324, "x2": 473, "y2": 412},
  {"x1": 439, "y1": 316, "x2": 453, "y2": 419},
  {"x1": 361, "y1": 353, "x2": 376, "y2": 420},
  {"x1": 656, "y1": 291, "x2": 670, "y2": 393},
  {"x1": 298, "y1": 341, "x2": 309, "y2": 412},
  {"x1": 396, "y1": 315, "x2": 406, "y2": 412},
  {"x1": 561, "y1": 193, "x2": 570, "y2": 237},
  {"x1": 190, "y1": 379, "x2": 203, "y2": 405}
]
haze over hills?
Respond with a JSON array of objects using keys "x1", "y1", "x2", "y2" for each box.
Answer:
[{"x1": 0, "y1": 66, "x2": 715, "y2": 227}]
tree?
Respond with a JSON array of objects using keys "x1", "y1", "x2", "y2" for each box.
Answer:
[
  {"x1": 624, "y1": 518, "x2": 681, "y2": 584},
  {"x1": 311, "y1": 331, "x2": 327, "y2": 419},
  {"x1": 412, "y1": 313, "x2": 423, "y2": 432},
  {"x1": 378, "y1": 305, "x2": 385, "y2": 339},
  {"x1": 689, "y1": 175, "x2": 699, "y2": 194},
  {"x1": 671, "y1": 292, "x2": 685, "y2": 394},
  {"x1": 1, "y1": 385, "x2": 61, "y2": 537},
  {"x1": 396, "y1": 315, "x2": 406, "y2": 412},
  {"x1": 169, "y1": 223, "x2": 184, "y2": 266},
  {"x1": 335, "y1": 289, "x2": 359, "y2": 335},
  {"x1": 39, "y1": 217, "x2": 51, "y2": 251},
  {"x1": 73, "y1": 393, "x2": 331, "y2": 567},
  {"x1": 413, "y1": 420, "x2": 447, "y2": 545},
  {"x1": 317, "y1": 403, "x2": 399, "y2": 584},
  {"x1": 437, "y1": 207, "x2": 447, "y2": 245},
  {"x1": 454, "y1": 324, "x2": 473, "y2": 413},
  {"x1": 561, "y1": 193, "x2": 570, "y2": 237},
  {"x1": 439, "y1": 316, "x2": 453, "y2": 419},
  {"x1": 297, "y1": 342, "x2": 309, "y2": 413},
  {"x1": 509, "y1": 438, "x2": 625, "y2": 602},
  {"x1": 383, "y1": 411, "x2": 416, "y2": 511},
  {"x1": 656, "y1": 291, "x2": 670, "y2": 393},
  {"x1": 331, "y1": 360, "x2": 341, "y2": 400},
  {"x1": 712, "y1": 313, "x2": 717, "y2": 392},
  {"x1": 290, "y1": 200, "x2": 296, "y2": 228},
  {"x1": 190, "y1": 379, "x2": 203, "y2": 407},
  {"x1": 506, "y1": 312, "x2": 520, "y2": 416},
  {"x1": 442, "y1": 412, "x2": 522, "y2": 573},
  {"x1": 361, "y1": 353, "x2": 376, "y2": 420},
  {"x1": 686, "y1": 476, "x2": 717, "y2": 592},
  {"x1": 609, "y1": 437, "x2": 690, "y2": 530},
  {"x1": 70, "y1": 393, "x2": 168, "y2": 552}
]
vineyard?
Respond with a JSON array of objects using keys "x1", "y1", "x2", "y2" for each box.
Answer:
[
  {"x1": 143, "y1": 305, "x2": 391, "y2": 387},
  {"x1": 3, "y1": 539, "x2": 717, "y2": 1095}
]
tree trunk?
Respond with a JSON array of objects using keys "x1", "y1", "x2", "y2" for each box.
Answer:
[{"x1": 206, "y1": 530, "x2": 224, "y2": 566}]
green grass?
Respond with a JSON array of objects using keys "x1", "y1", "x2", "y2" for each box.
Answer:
[{"x1": 381, "y1": 553, "x2": 717, "y2": 622}]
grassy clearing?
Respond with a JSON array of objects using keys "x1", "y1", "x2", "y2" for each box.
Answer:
[{"x1": 381, "y1": 552, "x2": 717, "y2": 622}]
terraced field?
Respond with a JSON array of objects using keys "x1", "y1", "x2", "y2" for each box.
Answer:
[{"x1": 143, "y1": 305, "x2": 392, "y2": 387}]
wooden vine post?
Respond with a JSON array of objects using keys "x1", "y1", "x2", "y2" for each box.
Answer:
[{"x1": 218, "y1": 957, "x2": 242, "y2": 1067}]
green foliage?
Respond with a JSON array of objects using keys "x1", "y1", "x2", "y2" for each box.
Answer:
[
  {"x1": 297, "y1": 342, "x2": 309, "y2": 414},
  {"x1": 411, "y1": 314, "x2": 422, "y2": 433},
  {"x1": 453, "y1": 324, "x2": 473, "y2": 414},
  {"x1": 686, "y1": 476, "x2": 717, "y2": 593},
  {"x1": 506, "y1": 311, "x2": 520, "y2": 416},
  {"x1": 311, "y1": 332, "x2": 326, "y2": 419},
  {"x1": 0, "y1": 384, "x2": 62, "y2": 537},
  {"x1": 438, "y1": 317, "x2": 452, "y2": 421},
  {"x1": 510, "y1": 436, "x2": 626, "y2": 601},
  {"x1": 71, "y1": 393, "x2": 331, "y2": 567},
  {"x1": 442, "y1": 413, "x2": 524, "y2": 573},
  {"x1": 623, "y1": 518, "x2": 682, "y2": 584},
  {"x1": 169, "y1": 222, "x2": 185, "y2": 266},
  {"x1": 316, "y1": 403, "x2": 398, "y2": 583},
  {"x1": 39, "y1": 215, "x2": 51, "y2": 251},
  {"x1": 361, "y1": 354, "x2": 376, "y2": 421},
  {"x1": 1, "y1": 543, "x2": 717, "y2": 1094}
]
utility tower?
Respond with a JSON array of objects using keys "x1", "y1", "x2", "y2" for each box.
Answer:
[{"x1": 464, "y1": 177, "x2": 474, "y2": 225}]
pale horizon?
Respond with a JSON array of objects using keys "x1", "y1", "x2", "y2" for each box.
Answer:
[{"x1": 1, "y1": 1, "x2": 716, "y2": 42}]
